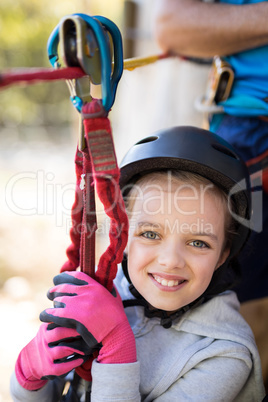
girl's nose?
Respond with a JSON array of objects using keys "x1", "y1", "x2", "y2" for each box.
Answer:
[{"x1": 157, "y1": 240, "x2": 186, "y2": 270}]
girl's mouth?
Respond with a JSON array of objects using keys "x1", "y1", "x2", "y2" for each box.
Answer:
[{"x1": 151, "y1": 273, "x2": 186, "y2": 288}]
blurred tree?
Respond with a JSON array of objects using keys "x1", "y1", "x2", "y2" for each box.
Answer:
[{"x1": 0, "y1": 0, "x2": 124, "y2": 141}]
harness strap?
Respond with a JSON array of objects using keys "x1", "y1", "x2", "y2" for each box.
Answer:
[
  {"x1": 82, "y1": 99, "x2": 128, "y2": 291},
  {"x1": 246, "y1": 149, "x2": 268, "y2": 194},
  {"x1": 61, "y1": 99, "x2": 128, "y2": 293},
  {"x1": 61, "y1": 149, "x2": 83, "y2": 272},
  {"x1": 79, "y1": 150, "x2": 97, "y2": 277}
]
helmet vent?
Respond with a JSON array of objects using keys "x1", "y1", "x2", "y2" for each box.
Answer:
[
  {"x1": 135, "y1": 136, "x2": 158, "y2": 145},
  {"x1": 212, "y1": 143, "x2": 239, "y2": 160}
]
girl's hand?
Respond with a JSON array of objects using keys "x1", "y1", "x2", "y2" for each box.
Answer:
[
  {"x1": 15, "y1": 323, "x2": 90, "y2": 390},
  {"x1": 40, "y1": 271, "x2": 136, "y2": 365}
]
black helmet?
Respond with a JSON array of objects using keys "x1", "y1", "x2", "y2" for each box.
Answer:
[{"x1": 120, "y1": 126, "x2": 251, "y2": 262}]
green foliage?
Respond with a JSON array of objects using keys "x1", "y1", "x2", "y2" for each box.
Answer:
[
  {"x1": 0, "y1": 0, "x2": 86, "y2": 68},
  {"x1": 0, "y1": 1, "x2": 81, "y2": 139},
  {"x1": 0, "y1": 0, "x2": 124, "y2": 141}
]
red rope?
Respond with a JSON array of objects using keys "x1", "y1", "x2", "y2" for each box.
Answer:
[
  {"x1": 79, "y1": 151, "x2": 97, "y2": 278},
  {"x1": 60, "y1": 149, "x2": 84, "y2": 273},
  {"x1": 61, "y1": 99, "x2": 128, "y2": 292},
  {"x1": 0, "y1": 53, "x2": 173, "y2": 89},
  {"x1": 82, "y1": 101, "x2": 128, "y2": 290},
  {"x1": 0, "y1": 67, "x2": 86, "y2": 88}
]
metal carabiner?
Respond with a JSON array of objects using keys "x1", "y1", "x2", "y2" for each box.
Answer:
[
  {"x1": 60, "y1": 15, "x2": 105, "y2": 86},
  {"x1": 47, "y1": 13, "x2": 123, "y2": 112},
  {"x1": 83, "y1": 14, "x2": 124, "y2": 112}
]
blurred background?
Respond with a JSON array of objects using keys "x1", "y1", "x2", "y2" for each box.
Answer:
[{"x1": 0, "y1": 0, "x2": 228, "y2": 400}]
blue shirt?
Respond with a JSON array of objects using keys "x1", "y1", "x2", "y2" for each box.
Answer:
[{"x1": 219, "y1": 0, "x2": 268, "y2": 116}]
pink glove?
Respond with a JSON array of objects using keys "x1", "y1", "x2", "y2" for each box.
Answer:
[
  {"x1": 15, "y1": 322, "x2": 91, "y2": 390},
  {"x1": 40, "y1": 271, "x2": 136, "y2": 364}
]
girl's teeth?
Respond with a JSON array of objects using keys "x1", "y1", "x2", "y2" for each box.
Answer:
[{"x1": 154, "y1": 275, "x2": 179, "y2": 287}]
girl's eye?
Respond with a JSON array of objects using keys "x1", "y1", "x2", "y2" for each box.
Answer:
[
  {"x1": 189, "y1": 240, "x2": 208, "y2": 248},
  {"x1": 141, "y1": 231, "x2": 160, "y2": 240}
]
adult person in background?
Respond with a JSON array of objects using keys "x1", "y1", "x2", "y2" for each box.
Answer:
[{"x1": 153, "y1": 0, "x2": 268, "y2": 391}]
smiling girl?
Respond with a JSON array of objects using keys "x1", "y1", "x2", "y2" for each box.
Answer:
[
  {"x1": 115, "y1": 126, "x2": 265, "y2": 400},
  {"x1": 11, "y1": 126, "x2": 265, "y2": 401}
]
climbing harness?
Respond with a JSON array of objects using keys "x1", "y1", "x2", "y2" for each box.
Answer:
[
  {"x1": 195, "y1": 56, "x2": 234, "y2": 113},
  {"x1": 247, "y1": 149, "x2": 268, "y2": 194}
]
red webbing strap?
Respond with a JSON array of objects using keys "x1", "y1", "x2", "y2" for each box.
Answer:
[
  {"x1": 82, "y1": 99, "x2": 129, "y2": 291},
  {"x1": 79, "y1": 151, "x2": 97, "y2": 277},
  {"x1": 60, "y1": 149, "x2": 84, "y2": 272},
  {"x1": 61, "y1": 99, "x2": 128, "y2": 292},
  {"x1": 246, "y1": 149, "x2": 268, "y2": 193},
  {"x1": 61, "y1": 145, "x2": 97, "y2": 278}
]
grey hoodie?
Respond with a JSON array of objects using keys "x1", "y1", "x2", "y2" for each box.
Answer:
[{"x1": 10, "y1": 266, "x2": 265, "y2": 401}]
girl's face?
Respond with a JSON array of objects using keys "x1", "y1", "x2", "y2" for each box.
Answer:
[{"x1": 126, "y1": 176, "x2": 230, "y2": 312}]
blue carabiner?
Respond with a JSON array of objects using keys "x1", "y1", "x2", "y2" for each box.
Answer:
[
  {"x1": 94, "y1": 15, "x2": 124, "y2": 112},
  {"x1": 47, "y1": 23, "x2": 61, "y2": 68},
  {"x1": 47, "y1": 14, "x2": 123, "y2": 112}
]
